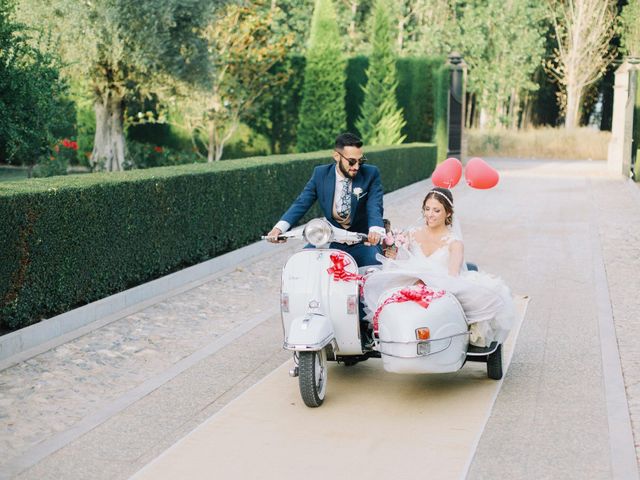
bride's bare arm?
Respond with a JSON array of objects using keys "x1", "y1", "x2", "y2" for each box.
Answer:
[{"x1": 448, "y1": 240, "x2": 464, "y2": 276}]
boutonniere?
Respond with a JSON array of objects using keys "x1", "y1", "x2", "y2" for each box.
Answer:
[{"x1": 352, "y1": 187, "x2": 366, "y2": 200}]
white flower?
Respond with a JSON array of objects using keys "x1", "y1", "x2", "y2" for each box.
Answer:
[{"x1": 353, "y1": 187, "x2": 364, "y2": 199}]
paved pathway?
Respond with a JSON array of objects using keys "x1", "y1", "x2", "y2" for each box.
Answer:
[{"x1": 0, "y1": 158, "x2": 638, "y2": 479}]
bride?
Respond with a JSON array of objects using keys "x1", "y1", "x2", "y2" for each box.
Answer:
[{"x1": 363, "y1": 187, "x2": 515, "y2": 347}]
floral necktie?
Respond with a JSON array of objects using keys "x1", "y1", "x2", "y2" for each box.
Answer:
[{"x1": 338, "y1": 178, "x2": 351, "y2": 219}]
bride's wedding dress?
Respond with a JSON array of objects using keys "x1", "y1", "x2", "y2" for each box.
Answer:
[{"x1": 363, "y1": 233, "x2": 515, "y2": 347}]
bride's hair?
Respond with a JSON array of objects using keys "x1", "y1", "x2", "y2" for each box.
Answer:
[{"x1": 423, "y1": 187, "x2": 454, "y2": 225}]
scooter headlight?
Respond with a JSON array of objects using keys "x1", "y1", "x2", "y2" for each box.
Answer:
[{"x1": 303, "y1": 218, "x2": 333, "y2": 247}]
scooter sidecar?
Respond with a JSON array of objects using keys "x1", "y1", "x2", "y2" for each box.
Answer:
[{"x1": 377, "y1": 292, "x2": 470, "y2": 374}]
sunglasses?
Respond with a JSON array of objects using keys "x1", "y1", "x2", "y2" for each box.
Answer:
[{"x1": 335, "y1": 150, "x2": 367, "y2": 166}]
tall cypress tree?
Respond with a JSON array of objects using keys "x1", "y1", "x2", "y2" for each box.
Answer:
[
  {"x1": 296, "y1": 0, "x2": 346, "y2": 152},
  {"x1": 356, "y1": 0, "x2": 406, "y2": 145}
]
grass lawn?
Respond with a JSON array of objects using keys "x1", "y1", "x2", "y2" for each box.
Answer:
[{"x1": 0, "y1": 167, "x2": 29, "y2": 182}]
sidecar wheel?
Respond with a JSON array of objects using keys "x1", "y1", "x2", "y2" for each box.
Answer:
[
  {"x1": 487, "y1": 344, "x2": 503, "y2": 380},
  {"x1": 298, "y1": 349, "x2": 327, "y2": 407}
]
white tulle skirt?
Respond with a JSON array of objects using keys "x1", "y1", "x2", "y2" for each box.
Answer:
[{"x1": 363, "y1": 253, "x2": 515, "y2": 347}]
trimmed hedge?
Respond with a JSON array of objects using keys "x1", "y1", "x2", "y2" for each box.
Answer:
[{"x1": 0, "y1": 143, "x2": 436, "y2": 330}]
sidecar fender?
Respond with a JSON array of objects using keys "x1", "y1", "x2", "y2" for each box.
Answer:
[{"x1": 284, "y1": 314, "x2": 335, "y2": 351}]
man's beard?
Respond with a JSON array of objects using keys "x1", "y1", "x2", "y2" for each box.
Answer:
[{"x1": 338, "y1": 160, "x2": 357, "y2": 179}]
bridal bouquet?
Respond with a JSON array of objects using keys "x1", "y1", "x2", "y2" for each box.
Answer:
[
  {"x1": 382, "y1": 228, "x2": 409, "y2": 259},
  {"x1": 383, "y1": 229, "x2": 408, "y2": 249}
]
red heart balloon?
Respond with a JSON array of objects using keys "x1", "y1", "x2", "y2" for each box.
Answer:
[
  {"x1": 431, "y1": 157, "x2": 462, "y2": 188},
  {"x1": 465, "y1": 157, "x2": 499, "y2": 189}
]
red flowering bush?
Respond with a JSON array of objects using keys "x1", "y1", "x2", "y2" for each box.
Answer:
[
  {"x1": 125, "y1": 141, "x2": 200, "y2": 169},
  {"x1": 32, "y1": 138, "x2": 78, "y2": 177},
  {"x1": 61, "y1": 138, "x2": 79, "y2": 150}
]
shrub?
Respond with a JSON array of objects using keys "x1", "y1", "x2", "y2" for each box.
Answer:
[
  {"x1": 356, "y1": 0, "x2": 406, "y2": 145},
  {"x1": 0, "y1": 2, "x2": 72, "y2": 166},
  {"x1": 466, "y1": 127, "x2": 610, "y2": 160},
  {"x1": 31, "y1": 138, "x2": 78, "y2": 177},
  {"x1": 0, "y1": 143, "x2": 436, "y2": 330},
  {"x1": 296, "y1": 0, "x2": 346, "y2": 152}
]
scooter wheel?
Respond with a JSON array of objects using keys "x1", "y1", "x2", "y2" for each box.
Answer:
[
  {"x1": 298, "y1": 349, "x2": 327, "y2": 407},
  {"x1": 487, "y1": 344, "x2": 503, "y2": 380}
]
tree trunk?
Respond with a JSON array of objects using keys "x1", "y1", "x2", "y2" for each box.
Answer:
[
  {"x1": 509, "y1": 89, "x2": 519, "y2": 130},
  {"x1": 91, "y1": 91, "x2": 126, "y2": 171},
  {"x1": 465, "y1": 93, "x2": 475, "y2": 129},
  {"x1": 215, "y1": 143, "x2": 224, "y2": 161},
  {"x1": 565, "y1": 82, "x2": 582, "y2": 129},
  {"x1": 479, "y1": 108, "x2": 489, "y2": 130},
  {"x1": 397, "y1": 18, "x2": 405, "y2": 53},
  {"x1": 207, "y1": 122, "x2": 215, "y2": 162},
  {"x1": 520, "y1": 93, "x2": 531, "y2": 129},
  {"x1": 348, "y1": 1, "x2": 358, "y2": 48}
]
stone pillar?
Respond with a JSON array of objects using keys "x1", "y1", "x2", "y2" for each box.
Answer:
[
  {"x1": 607, "y1": 59, "x2": 640, "y2": 177},
  {"x1": 446, "y1": 53, "x2": 467, "y2": 161}
]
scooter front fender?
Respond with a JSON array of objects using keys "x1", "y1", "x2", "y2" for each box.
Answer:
[{"x1": 284, "y1": 314, "x2": 335, "y2": 351}]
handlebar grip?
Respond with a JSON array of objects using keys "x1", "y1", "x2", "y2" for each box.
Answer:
[{"x1": 261, "y1": 235, "x2": 287, "y2": 241}]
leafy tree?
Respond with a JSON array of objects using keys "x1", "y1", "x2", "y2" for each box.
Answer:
[
  {"x1": 245, "y1": 56, "x2": 306, "y2": 154},
  {"x1": 16, "y1": 0, "x2": 212, "y2": 170},
  {"x1": 296, "y1": 0, "x2": 347, "y2": 152},
  {"x1": 270, "y1": 0, "x2": 314, "y2": 55},
  {"x1": 335, "y1": 0, "x2": 373, "y2": 54},
  {"x1": 619, "y1": 0, "x2": 640, "y2": 58},
  {"x1": 174, "y1": 2, "x2": 293, "y2": 162},
  {"x1": 356, "y1": 0, "x2": 406, "y2": 145},
  {"x1": 546, "y1": 0, "x2": 618, "y2": 129},
  {"x1": 459, "y1": 0, "x2": 546, "y2": 129},
  {"x1": 242, "y1": 0, "x2": 313, "y2": 155},
  {"x1": 0, "y1": 0, "x2": 71, "y2": 166},
  {"x1": 380, "y1": 0, "x2": 461, "y2": 57}
]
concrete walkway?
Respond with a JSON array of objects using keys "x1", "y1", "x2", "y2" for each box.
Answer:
[{"x1": 1, "y1": 158, "x2": 639, "y2": 479}]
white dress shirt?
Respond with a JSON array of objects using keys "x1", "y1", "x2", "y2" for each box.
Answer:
[{"x1": 275, "y1": 165, "x2": 384, "y2": 237}]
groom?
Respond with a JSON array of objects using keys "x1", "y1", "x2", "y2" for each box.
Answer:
[{"x1": 266, "y1": 132, "x2": 384, "y2": 267}]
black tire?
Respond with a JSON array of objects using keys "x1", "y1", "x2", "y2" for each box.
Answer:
[
  {"x1": 298, "y1": 349, "x2": 327, "y2": 407},
  {"x1": 487, "y1": 344, "x2": 503, "y2": 380},
  {"x1": 342, "y1": 358, "x2": 359, "y2": 367}
]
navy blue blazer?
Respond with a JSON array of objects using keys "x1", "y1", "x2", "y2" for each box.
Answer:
[{"x1": 281, "y1": 163, "x2": 384, "y2": 234}]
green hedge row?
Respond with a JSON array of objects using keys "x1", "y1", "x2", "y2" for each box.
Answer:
[{"x1": 0, "y1": 143, "x2": 437, "y2": 330}]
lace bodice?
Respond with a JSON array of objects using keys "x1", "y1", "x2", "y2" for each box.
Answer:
[{"x1": 404, "y1": 231, "x2": 461, "y2": 276}]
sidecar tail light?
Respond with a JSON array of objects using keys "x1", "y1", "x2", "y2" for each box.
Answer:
[
  {"x1": 347, "y1": 295, "x2": 358, "y2": 315},
  {"x1": 281, "y1": 293, "x2": 289, "y2": 313},
  {"x1": 416, "y1": 327, "x2": 430, "y2": 340}
]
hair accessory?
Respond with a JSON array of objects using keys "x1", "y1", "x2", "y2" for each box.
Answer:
[{"x1": 428, "y1": 189, "x2": 453, "y2": 207}]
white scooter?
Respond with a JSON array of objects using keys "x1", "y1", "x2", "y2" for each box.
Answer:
[{"x1": 264, "y1": 218, "x2": 503, "y2": 408}]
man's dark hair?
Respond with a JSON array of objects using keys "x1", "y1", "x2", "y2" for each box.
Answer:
[{"x1": 335, "y1": 132, "x2": 363, "y2": 149}]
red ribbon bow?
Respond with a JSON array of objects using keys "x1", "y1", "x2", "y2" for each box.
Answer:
[
  {"x1": 327, "y1": 252, "x2": 363, "y2": 283},
  {"x1": 372, "y1": 285, "x2": 445, "y2": 335}
]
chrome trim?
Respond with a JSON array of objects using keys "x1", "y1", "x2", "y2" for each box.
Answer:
[
  {"x1": 377, "y1": 331, "x2": 470, "y2": 345},
  {"x1": 379, "y1": 337, "x2": 453, "y2": 358},
  {"x1": 466, "y1": 343, "x2": 500, "y2": 356},
  {"x1": 283, "y1": 333, "x2": 334, "y2": 351}
]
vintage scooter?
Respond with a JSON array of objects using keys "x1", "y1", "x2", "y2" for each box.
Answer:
[{"x1": 264, "y1": 218, "x2": 503, "y2": 408}]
